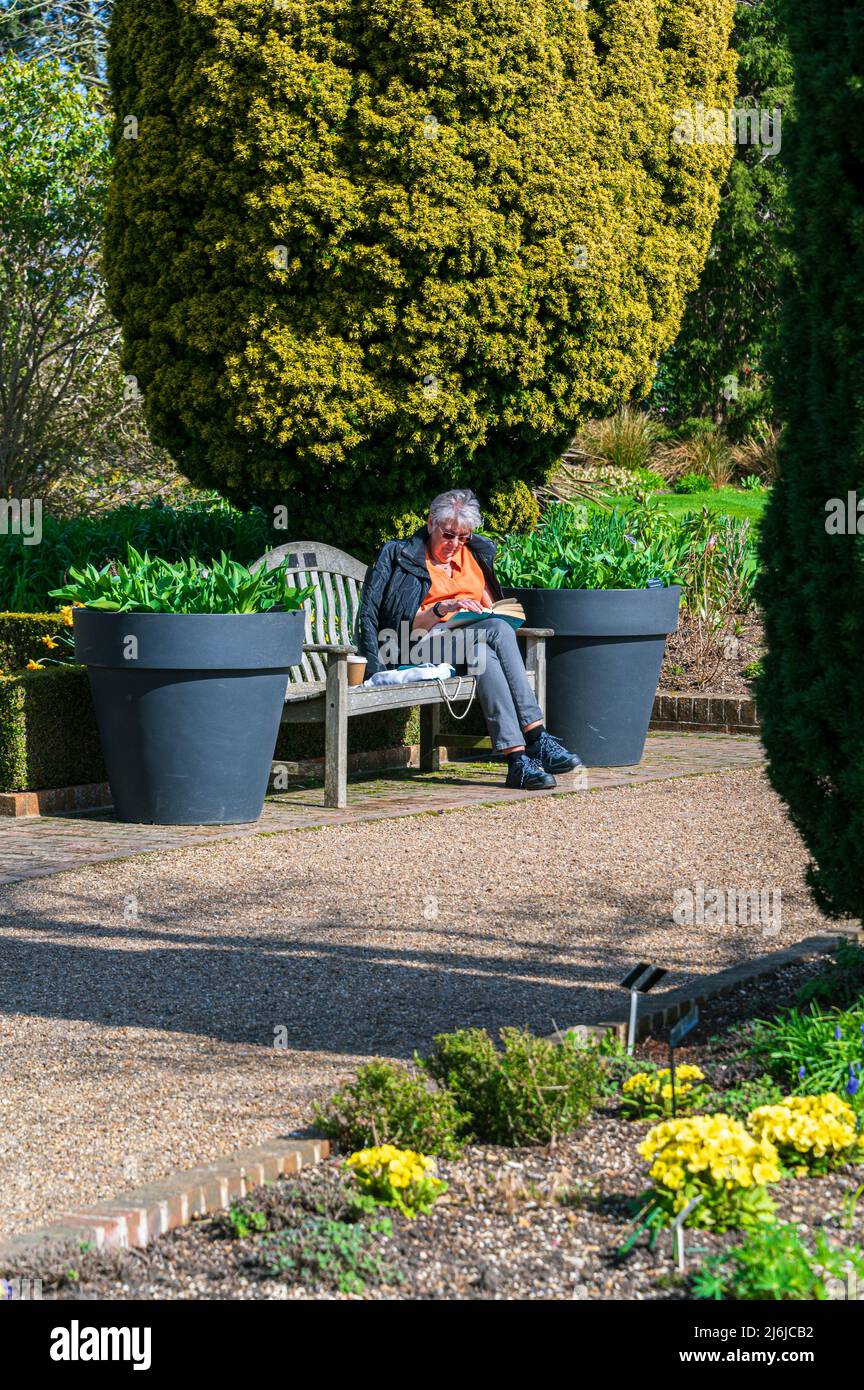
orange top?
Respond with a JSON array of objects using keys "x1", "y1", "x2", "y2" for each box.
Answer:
[{"x1": 422, "y1": 545, "x2": 488, "y2": 615}]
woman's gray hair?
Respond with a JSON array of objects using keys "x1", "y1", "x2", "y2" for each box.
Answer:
[{"x1": 428, "y1": 488, "x2": 482, "y2": 532}]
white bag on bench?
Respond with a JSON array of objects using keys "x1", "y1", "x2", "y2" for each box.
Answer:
[{"x1": 365, "y1": 663, "x2": 456, "y2": 687}]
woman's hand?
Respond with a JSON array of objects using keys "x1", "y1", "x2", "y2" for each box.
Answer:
[{"x1": 437, "y1": 596, "x2": 486, "y2": 614}]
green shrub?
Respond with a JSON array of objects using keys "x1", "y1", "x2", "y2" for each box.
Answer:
[
  {"x1": 423, "y1": 1027, "x2": 601, "y2": 1146},
  {"x1": 647, "y1": 5, "x2": 793, "y2": 433},
  {"x1": 0, "y1": 666, "x2": 104, "y2": 792},
  {"x1": 675, "y1": 472, "x2": 714, "y2": 494},
  {"x1": 632, "y1": 467, "x2": 667, "y2": 491},
  {"x1": 484, "y1": 482, "x2": 541, "y2": 537},
  {"x1": 0, "y1": 498, "x2": 278, "y2": 613},
  {"x1": 496, "y1": 496, "x2": 759, "y2": 612},
  {"x1": 693, "y1": 1223, "x2": 864, "y2": 1302},
  {"x1": 104, "y1": 0, "x2": 737, "y2": 552},
  {"x1": 313, "y1": 1059, "x2": 466, "y2": 1160}
]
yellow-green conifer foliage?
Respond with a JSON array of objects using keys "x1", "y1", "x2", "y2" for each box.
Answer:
[{"x1": 105, "y1": 0, "x2": 736, "y2": 549}]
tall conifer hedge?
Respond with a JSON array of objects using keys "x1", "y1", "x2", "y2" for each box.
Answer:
[
  {"x1": 105, "y1": 0, "x2": 735, "y2": 548},
  {"x1": 758, "y1": 0, "x2": 864, "y2": 919}
]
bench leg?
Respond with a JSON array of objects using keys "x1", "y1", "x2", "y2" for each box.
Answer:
[
  {"x1": 522, "y1": 634, "x2": 547, "y2": 720},
  {"x1": 324, "y1": 652, "x2": 349, "y2": 808},
  {"x1": 419, "y1": 703, "x2": 441, "y2": 772}
]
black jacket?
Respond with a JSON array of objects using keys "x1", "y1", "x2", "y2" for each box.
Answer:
[{"x1": 355, "y1": 526, "x2": 503, "y2": 675}]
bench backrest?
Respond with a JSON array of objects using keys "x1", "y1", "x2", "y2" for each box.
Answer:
[{"x1": 253, "y1": 540, "x2": 368, "y2": 684}]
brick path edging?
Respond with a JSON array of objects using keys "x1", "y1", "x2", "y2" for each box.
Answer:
[
  {"x1": 0, "y1": 1136, "x2": 329, "y2": 1270},
  {"x1": 550, "y1": 933, "x2": 847, "y2": 1048}
]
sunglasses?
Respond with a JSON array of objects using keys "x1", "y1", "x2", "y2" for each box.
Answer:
[{"x1": 439, "y1": 528, "x2": 472, "y2": 542}]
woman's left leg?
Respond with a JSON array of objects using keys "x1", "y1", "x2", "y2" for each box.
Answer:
[{"x1": 466, "y1": 618, "x2": 542, "y2": 736}]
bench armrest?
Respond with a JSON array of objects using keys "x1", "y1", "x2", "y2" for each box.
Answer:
[
  {"x1": 304, "y1": 642, "x2": 357, "y2": 655},
  {"x1": 520, "y1": 627, "x2": 554, "y2": 639}
]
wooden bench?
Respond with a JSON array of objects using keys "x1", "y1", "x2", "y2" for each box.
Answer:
[{"x1": 252, "y1": 540, "x2": 551, "y2": 808}]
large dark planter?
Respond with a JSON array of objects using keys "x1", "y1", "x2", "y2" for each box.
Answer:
[
  {"x1": 505, "y1": 586, "x2": 682, "y2": 766},
  {"x1": 73, "y1": 609, "x2": 305, "y2": 824}
]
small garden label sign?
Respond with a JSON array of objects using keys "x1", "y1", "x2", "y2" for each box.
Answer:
[{"x1": 668, "y1": 1007, "x2": 699, "y2": 1117}]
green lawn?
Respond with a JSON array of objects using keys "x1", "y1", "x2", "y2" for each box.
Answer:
[{"x1": 602, "y1": 488, "x2": 769, "y2": 525}]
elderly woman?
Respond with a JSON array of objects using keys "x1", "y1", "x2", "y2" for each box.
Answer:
[{"x1": 356, "y1": 488, "x2": 582, "y2": 790}]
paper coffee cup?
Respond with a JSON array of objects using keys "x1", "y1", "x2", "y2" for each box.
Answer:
[{"x1": 347, "y1": 655, "x2": 367, "y2": 686}]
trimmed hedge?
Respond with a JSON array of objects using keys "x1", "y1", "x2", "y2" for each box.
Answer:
[
  {"x1": 105, "y1": 0, "x2": 737, "y2": 552},
  {"x1": 757, "y1": 0, "x2": 864, "y2": 920},
  {"x1": 0, "y1": 613, "x2": 67, "y2": 673},
  {"x1": 0, "y1": 666, "x2": 105, "y2": 792}
]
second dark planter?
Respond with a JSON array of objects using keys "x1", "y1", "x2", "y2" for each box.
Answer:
[
  {"x1": 74, "y1": 609, "x2": 305, "y2": 824},
  {"x1": 505, "y1": 586, "x2": 682, "y2": 766}
]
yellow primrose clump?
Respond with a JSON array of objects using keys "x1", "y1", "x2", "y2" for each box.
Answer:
[
  {"x1": 345, "y1": 1145, "x2": 447, "y2": 1218},
  {"x1": 747, "y1": 1094, "x2": 864, "y2": 1174},
  {"x1": 622, "y1": 1065, "x2": 706, "y2": 1118},
  {"x1": 639, "y1": 1114, "x2": 781, "y2": 1226}
]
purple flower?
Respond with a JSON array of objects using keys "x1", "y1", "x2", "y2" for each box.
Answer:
[
  {"x1": 835, "y1": 1024, "x2": 843, "y2": 1040},
  {"x1": 846, "y1": 1075, "x2": 860, "y2": 1098},
  {"x1": 798, "y1": 1066, "x2": 806, "y2": 1079}
]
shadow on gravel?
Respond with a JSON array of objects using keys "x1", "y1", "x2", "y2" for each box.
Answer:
[{"x1": 0, "y1": 874, "x2": 768, "y2": 1058}]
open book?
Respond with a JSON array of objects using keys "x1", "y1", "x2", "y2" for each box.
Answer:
[{"x1": 446, "y1": 598, "x2": 526, "y2": 630}]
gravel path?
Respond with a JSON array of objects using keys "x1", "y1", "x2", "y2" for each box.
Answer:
[{"x1": 0, "y1": 766, "x2": 839, "y2": 1240}]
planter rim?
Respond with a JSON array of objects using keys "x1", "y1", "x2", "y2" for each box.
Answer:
[
  {"x1": 71, "y1": 608, "x2": 305, "y2": 617},
  {"x1": 73, "y1": 606, "x2": 306, "y2": 672},
  {"x1": 505, "y1": 584, "x2": 682, "y2": 594},
  {"x1": 506, "y1": 584, "x2": 681, "y2": 640}
]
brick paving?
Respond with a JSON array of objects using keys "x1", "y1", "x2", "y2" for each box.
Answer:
[{"x1": 0, "y1": 732, "x2": 763, "y2": 886}]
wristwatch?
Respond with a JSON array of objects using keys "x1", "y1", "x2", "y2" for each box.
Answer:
[{"x1": 433, "y1": 601, "x2": 446, "y2": 619}]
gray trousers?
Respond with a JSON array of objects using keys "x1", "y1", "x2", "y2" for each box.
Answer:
[{"x1": 412, "y1": 617, "x2": 543, "y2": 751}]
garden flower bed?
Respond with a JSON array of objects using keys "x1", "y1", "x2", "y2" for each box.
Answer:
[{"x1": 11, "y1": 946, "x2": 863, "y2": 1302}]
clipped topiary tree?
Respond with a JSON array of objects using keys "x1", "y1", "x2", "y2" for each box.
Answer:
[
  {"x1": 105, "y1": 0, "x2": 737, "y2": 552},
  {"x1": 757, "y1": 1, "x2": 864, "y2": 921}
]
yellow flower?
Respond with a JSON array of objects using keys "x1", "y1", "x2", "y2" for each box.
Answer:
[
  {"x1": 40, "y1": 635, "x2": 58, "y2": 649},
  {"x1": 26, "y1": 659, "x2": 43, "y2": 670},
  {"x1": 59, "y1": 606, "x2": 75, "y2": 627}
]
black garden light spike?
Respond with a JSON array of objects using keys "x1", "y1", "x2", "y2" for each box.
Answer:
[{"x1": 619, "y1": 963, "x2": 668, "y2": 1056}]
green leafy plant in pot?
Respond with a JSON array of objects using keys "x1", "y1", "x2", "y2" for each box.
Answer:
[
  {"x1": 495, "y1": 500, "x2": 683, "y2": 766},
  {"x1": 51, "y1": 547, "x2": 311, "y2": 824}
]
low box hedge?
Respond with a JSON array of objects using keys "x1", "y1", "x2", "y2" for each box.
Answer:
[
  {"x1": 0, "y1": 665, "x2": 105, "y2": 792},
  {"x1": 0, "y1": 612, "x2": 67, "y2": 673}
]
